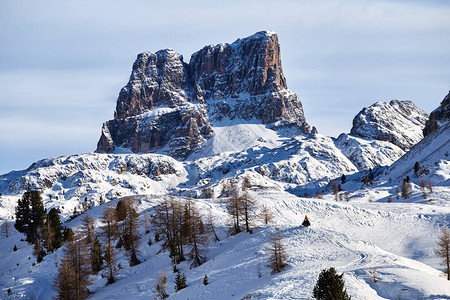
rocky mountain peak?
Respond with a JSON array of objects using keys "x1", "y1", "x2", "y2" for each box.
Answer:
[
  {"x1": 350, "y1": 100, "x2": 428, "y2": 150},
  {"x1": 96, "y1": 31, "x2": 310, "y2": 159},
  {"x1": 423, "y1": 91, "x2": 450, "y2": 136}
]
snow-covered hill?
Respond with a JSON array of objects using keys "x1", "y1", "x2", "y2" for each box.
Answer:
[{"x1": 1, "y1": 189, "x2": 449, "y2": 299}]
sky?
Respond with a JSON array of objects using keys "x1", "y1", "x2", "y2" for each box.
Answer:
[{"x1": 0, "y1": 0, "x2": 449, "y2": 174}]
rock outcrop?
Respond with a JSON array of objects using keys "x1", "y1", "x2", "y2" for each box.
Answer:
[
  {"x1": 423, "y1": 91, "x2": 450, "y2": 136},
  {"x1": 96, "y1": 31, "x2": 310, "y2": 159},
  {"x1": 350, "y1": 100, "x2": 428, "y2": 151}
]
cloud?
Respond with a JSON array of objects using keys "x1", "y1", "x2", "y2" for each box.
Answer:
[{"x1": 0, "y1": 0, "x2": 449, "y2": 173}]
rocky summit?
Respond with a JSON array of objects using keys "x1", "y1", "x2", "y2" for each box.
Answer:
[
  {"x1": 96, "y1": 31, "x2": 311, "y2": 159},
  {"x1": 423, "y1": 91, "x2": 450, "y2": 136},
  {"x1": 350, "y1": 100, "x2": 428, "y2": 151}
]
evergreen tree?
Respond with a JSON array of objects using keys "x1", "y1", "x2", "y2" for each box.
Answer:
[
  {"x1": 267, "y1": 232, "x2": 288, "y2": 274},
  {"x1": 29, "y1": 191, "x2": 46, "y2": 243},
  {"x1": 174, "y1": 271, "x2": 187, "y2": 291},
  {"x1": 341, "y1": 174, "x2": 347, "y2": 184},
  {"x1": 414, "y1": 162, "x2": 420, "y2": 174},
  {"x1": 47, "y1": 208, "x2": 64, "y2": 250},
  {"x1": 14, "y1": 192, "x2": 32, "y2": 234},
  {"x1": 313, "y1": 267, "x2": 351, "y2": 300},
  {"x1": 203, "y1": 274, "x2": 208, "y2": 285},
  {"x1": 91, "y1": 236, "x2": 103, "y2": 274}
]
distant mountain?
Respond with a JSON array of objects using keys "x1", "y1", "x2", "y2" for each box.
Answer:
[
  {"x1": 96, "y1": 31, "x2": 311, "y2": 159},
  {"x1": 350, "y1": 100, "x2": 428, "y2": 151}
]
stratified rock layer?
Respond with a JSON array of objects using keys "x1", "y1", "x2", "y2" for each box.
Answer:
[
  {"x1": 350, "y1": 100, "x2": 428, "y2": 151},
  {"x1": 96, "y1": 31, "x2": 310, "y2": 159}
]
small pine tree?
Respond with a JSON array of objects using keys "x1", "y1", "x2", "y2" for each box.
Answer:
[
  {"x1": 13, "y1": 245, "x2": 17, "y2": 252},
  {"x1": 129, "y1": 248, "x2": 141, "y2": 267},
  {"x1": 341, "y1": 174, "x2": 347, "y2": 184},
  {"x1": 414, "y1": 162, "x2": 420, "y2": 174},
  {"x1": 155, "y1": 232, "x2": 161, "y2": 242},
  {"x1": 148, "y1": 237, "x2": 152, "y2": 246},
  {"x1": 91, "y1": 236, "x2": 103, "y2": 274},
  {"x1": 174, "y1": 271, "x2": 187, "y2": 291},
  {"x1": 203, "y1": 274, "x2": 208, "y2": 285},
  {"x1": 7, "y1": 288, "x2": 12, "y2": 296},
  {"x1": 313, "y1": 267, "x2": 351, "y2": 300}
]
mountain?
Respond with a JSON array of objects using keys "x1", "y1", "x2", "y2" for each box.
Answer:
[
  {"x1": 96, "y1": 31, "x2": 311, "y2": 159},
  {"x1": 350, "y1": 100, "x2": 428, "y2": 151},
  {"x1": 423, "y1": 91, "x2": 450, "y2": 136},
  {"x1": 1, "y1": 31, "x2": 449, "y2": 300}
]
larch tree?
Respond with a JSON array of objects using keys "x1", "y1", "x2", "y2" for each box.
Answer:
[
  {"x1": 54, "y1": 231, "x2": 92, "y2": 300},
  {"x1": 267, "y1": 232, "x2": 288, "y2": 274},
  {"x1": 206, "y1": 208, "x2": 220, "y2": 242},
  {"x1": 435, "y1": 225, "x2": 450, "y2": 280},
  {"x1": 183, "y1": 200, "x2": 209, "y2": 268},
  {"x1": 227, "y1": 192, "x2": 242, "y2": 235},
  {"x1": 259, "y1": 205, "x2": 274, "y2": 225},
  {"x1": 239, "y1": 193, "x2": 257, "y2": 233},
  {"x1": 1, "y1": 219, "x2": 11, "y2": 238},
  {"x1": 80, "y1": 213, "x2": 95, "y2": 246},
  {"x1": 100, "y1": 205, "x2": 118, "y2": 284}
]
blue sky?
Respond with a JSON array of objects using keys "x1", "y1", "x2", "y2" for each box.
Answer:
[{"x1": 0, "y1": 0, "x2": 449, "y2": 174}]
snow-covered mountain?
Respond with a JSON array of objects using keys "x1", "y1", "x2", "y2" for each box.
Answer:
[
  {"x1": 0, "y1": 31, "x2": 449, "y2": 300},
  {"x1": 96, "y1": 31, "x2": 311, "y2": 159},
  {"x1": 350, "y1": 100, "x2": 428, "y2": 151}
]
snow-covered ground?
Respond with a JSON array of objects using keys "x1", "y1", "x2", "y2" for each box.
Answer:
[{"x1": 1, "y1": 186, "x2": 449, "y2": 299}]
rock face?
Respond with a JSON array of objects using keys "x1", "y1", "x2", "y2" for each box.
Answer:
[
  {"x1": 423, "y1": 91, "x2": 450, "y2": 136},
  {"x1": 350, "y1": 100, "x2": 428, "y2": 151},
  {"x1": 96, "y1": 31, "x2": 310, "y2": 159}
]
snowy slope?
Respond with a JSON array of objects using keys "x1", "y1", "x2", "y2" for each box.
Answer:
[
  {"x1": 379, "y1": 121, "x2": 450, "y2": 186},
  {"x1": 335, "y1": 133, "x2": 405, "y2": 171},
  {"x1": 2, "y1": 190, "x2": 449, "y2": 299},
  {"x1": 0, "y1": 153, "x2": 189, "y2": 220}
]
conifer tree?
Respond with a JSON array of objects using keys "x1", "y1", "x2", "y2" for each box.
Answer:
[
  {"x1": 15, "y1": 191, "x2": 32, "y2": 234},
  {"x1": 80, "y1": 213, "x2": 95, "y2": 246},
  {"x1": 227, "y1": 193, "x2": 242, "y2": 234},
  {"x1": 203, "y1": 274, "x2": 208, "y2": 285},
  {"x1": 103, "y1": 239, "x2": 116, "y2": 284},
  {"x1": 174, "y1": 271, "x2": 187, "y2": 291},
  {"x1": 435, "y1": 225, "x2": 450, "y2": 280},
  {"x1": 206, "y1": 209, "x2": 220, "y2": 242},
  {"x1": 48, "y1": 208, "x2": 64, "y2": 250},
  {"x1": 183, "y1": 200, "x2": 209, "y2": 268},
  {"x1": 29, "y1": 191, "x2": 46, "y2": 243},
  {"x1": 240, "y1": 193, "x2": 257, "y2": 233},
  {"x1": 267, "y1": 232, "x2": 288, "y2": 274},
  {"x1": 260, "y1": 205, "x2": 274, "y2": 225},
  {"x1": 54, "y1": 232, "x2": 92, "y2": 300},
  {"x1": 313, "y1": 267, "x2": 351, "y2": 300},
  {"x1": 91, "y1": 236, "x2": 103, "y2": 274},
  {"x1": 1, "y1": 219, "x2": 11, "y2": 238}
]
